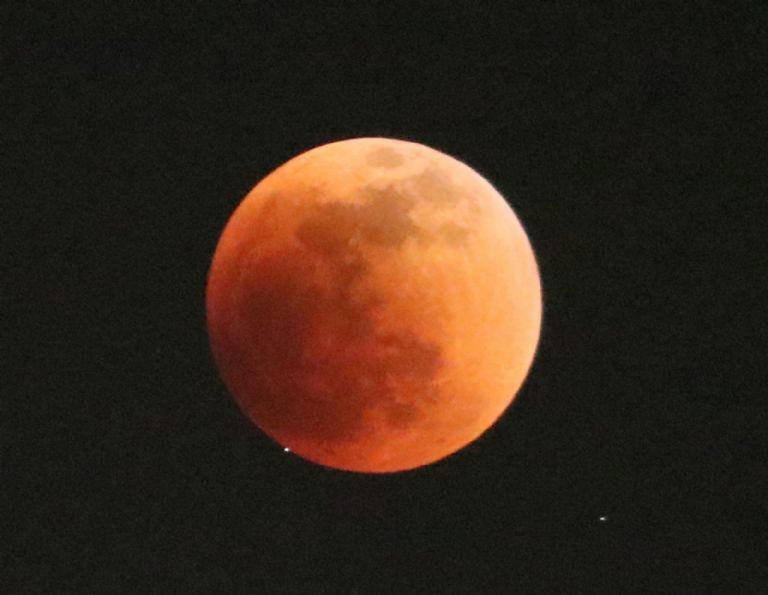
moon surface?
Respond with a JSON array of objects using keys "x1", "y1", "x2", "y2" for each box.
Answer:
[{"x1": 206, "y1": 137, "x2": 542, "y2": 473}]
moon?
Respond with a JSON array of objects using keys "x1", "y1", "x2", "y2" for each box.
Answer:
[{"x1": 206, "y1": 137, "x2": 542, "y2": 473}]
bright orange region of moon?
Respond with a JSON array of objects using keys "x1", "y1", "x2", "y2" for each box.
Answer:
[{"x1": 206, "y1": 138, "x2": 542, "y2": 473}]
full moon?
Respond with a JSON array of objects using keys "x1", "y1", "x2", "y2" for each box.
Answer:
[{"x1": 206, "y1": 138, "x2": 542, "y2": 473}]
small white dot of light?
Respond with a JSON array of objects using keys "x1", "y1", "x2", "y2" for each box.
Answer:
[
  {"x1": 599, "y1": 516, "x2": 607, "y2": 522},
  {"x1": 284, "y1": 447, "x2": 291, "y2": 453}
]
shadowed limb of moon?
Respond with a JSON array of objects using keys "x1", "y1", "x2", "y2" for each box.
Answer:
[{"x1": 207, "y1": 137, "x2": 542, "y2": 472}]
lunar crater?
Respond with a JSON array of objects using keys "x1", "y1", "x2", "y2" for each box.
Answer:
[{"x1": 366, "y1": 146, "x2": 405, "y2": 168}]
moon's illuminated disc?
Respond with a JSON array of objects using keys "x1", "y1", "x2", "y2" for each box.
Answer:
[{"x1": 206, "y1": 138, "x2": 542, "y2": 472}]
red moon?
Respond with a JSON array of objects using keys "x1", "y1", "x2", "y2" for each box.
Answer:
[{"x1": 206, "y1": 138, "x2": 542, "y2": 472}]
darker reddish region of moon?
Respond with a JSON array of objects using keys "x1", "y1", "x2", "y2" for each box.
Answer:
[{"x1": 213, "y1": 244, "x2": 442, "y2": 444}]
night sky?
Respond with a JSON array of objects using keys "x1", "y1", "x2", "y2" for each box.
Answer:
[{"x1": 6, "y1": 3, "x2": 767, "y2": 592}]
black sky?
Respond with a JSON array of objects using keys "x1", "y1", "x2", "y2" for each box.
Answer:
[{"x1": 5, "y1": 3, "x2": 767, "y2": 592}]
